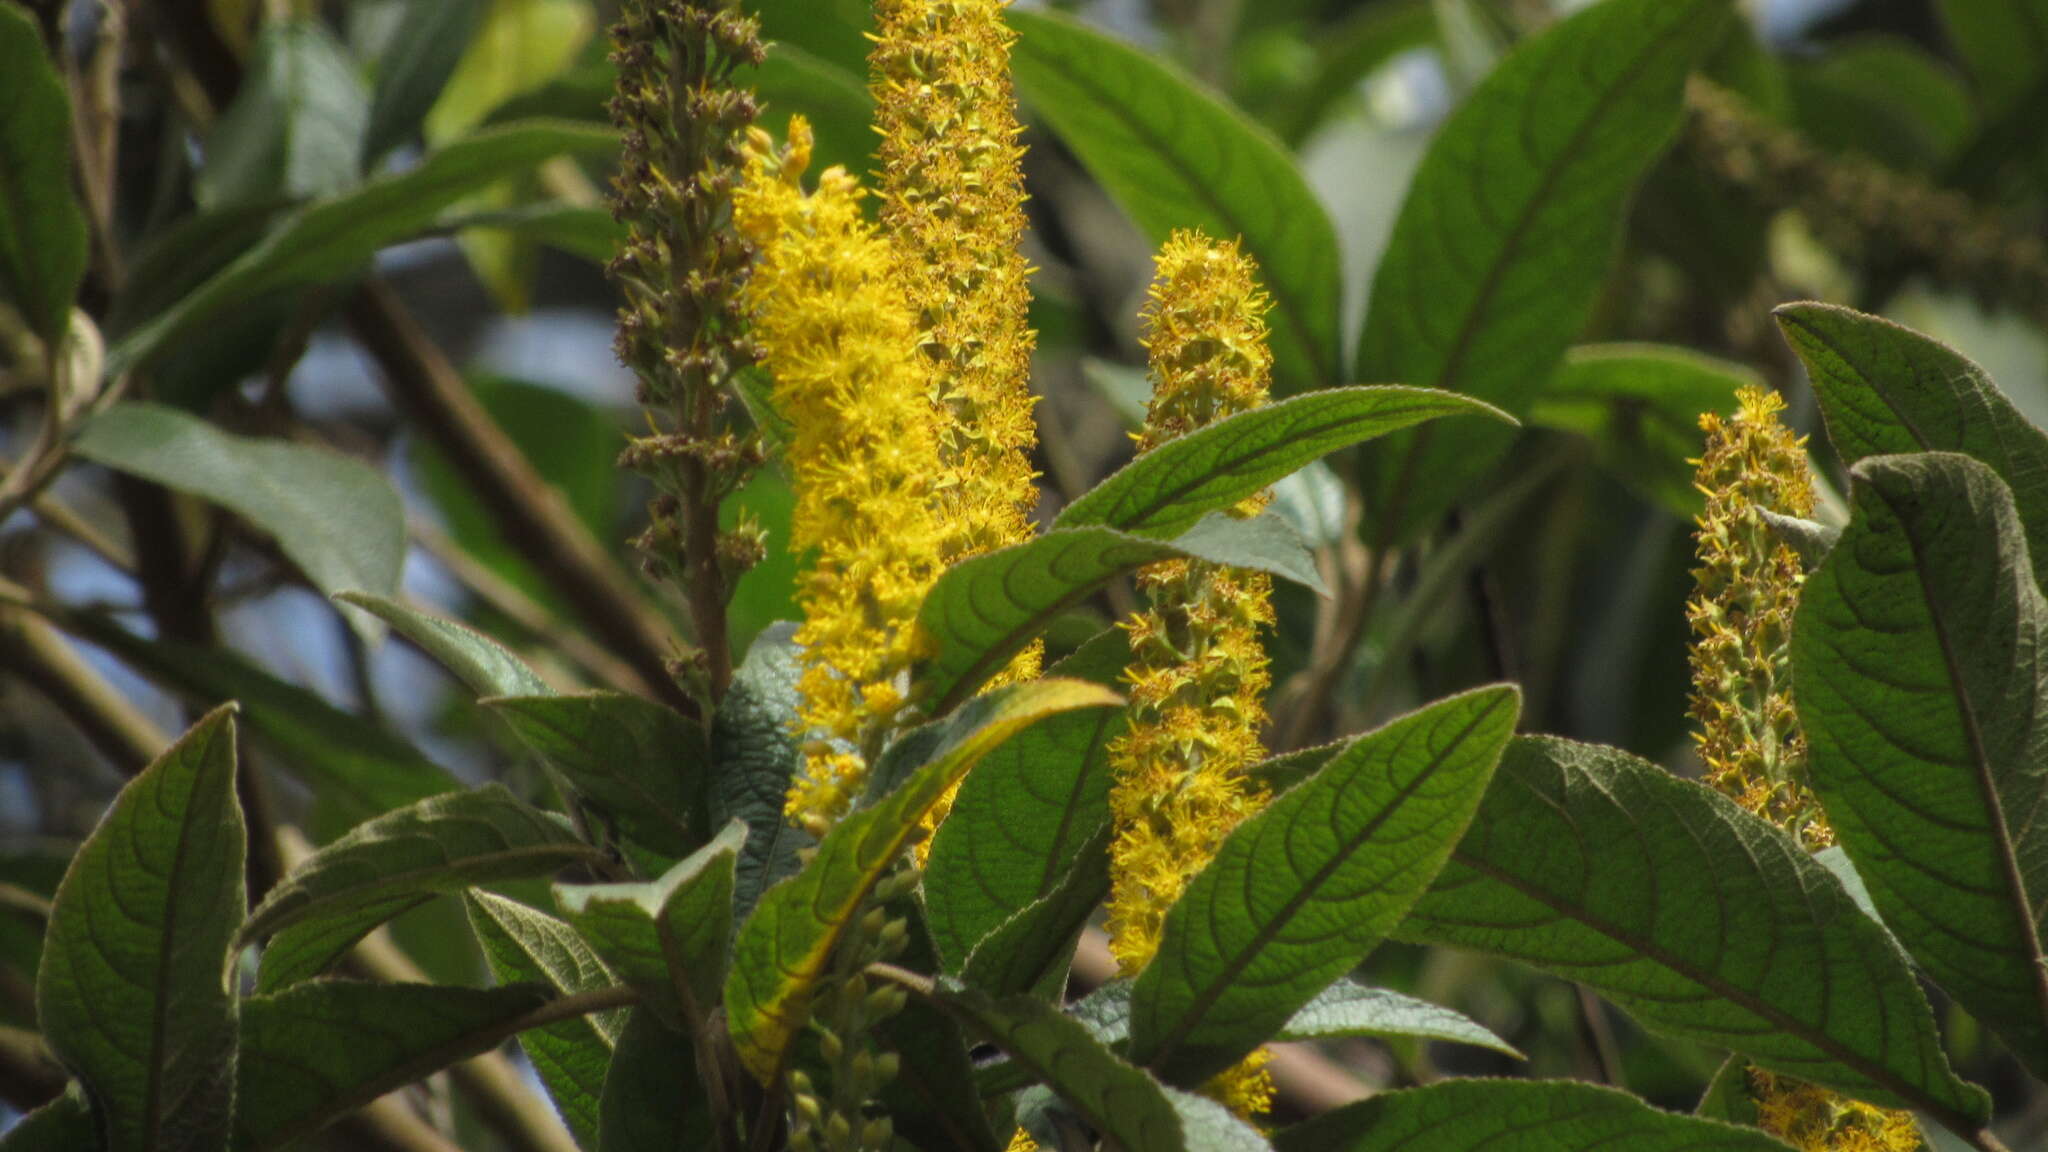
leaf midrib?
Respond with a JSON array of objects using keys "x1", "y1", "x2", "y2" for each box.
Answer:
[
  {"x1": 1141, "y1": 692, "x2": 1507, "y2": 1069},
  {"x1": 145, "y1": 723, "x2": 228, "y2": 1147}
]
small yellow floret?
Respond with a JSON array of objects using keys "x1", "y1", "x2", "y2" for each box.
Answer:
[
  {"x1": 734, "y1": 119, "x2": 949, "y2": 831},
  {"x1": 1748, "y1": 1069, "x2": 1926, "y2": 1151}
]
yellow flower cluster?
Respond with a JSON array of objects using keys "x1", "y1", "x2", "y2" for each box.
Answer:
[
  {"x1": 1107, "y1": 231, "x2": 1278, "y2": 1119},
  {"x1": 733, "y1": 121, "x2": 949, "y2": 832},
  {"x1": 872, "y1": 0, "x2": 1040, "y2": 574},
  {"x1": 1748, "y1": 1070, "x2": 1926, "y2": 1152},
  {"x1": 1687, "y1": 385, "x2": 1830, "y2": 848}
]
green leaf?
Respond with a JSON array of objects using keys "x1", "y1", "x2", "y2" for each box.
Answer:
[
  {"x1": 553, "y1": 821, "x2": 744, "y2": 1030},
  {"x1": 198, "y1": 18, "x2": 368, "y2": 208},
  {"x1": 487, "y1": 692, "x2": 705, "y2": 859},
  {"x1": 1935, "y1": 0, "x2": 2048, "y2": 110},
  {"x1": 1530, "y1": 343, "x2": 1754, "y2": 516},
  {"x1": 1128, "y1": 687, "x2": 1518, "y2": 1085},
  {"x1": 466, "y1": 891, "x2": 624, "y2": 1149},
  {"x1": 36, "y1": 707, "x2": 244, "y2": 1152},
  {"x1": 914, "y1": 518, "x2": 1320, "y2": 717},
  {"x1": 336, "y1": 590, "x2": 549, "y2": 697},
  {"x1": 710, "y1": 624, "x2": 811, "y2": 917},
  {"x1": 1273, "y1": 1079, "x2": 1797, "y2": 1152},
  {"x1": 0, "y1": 6, "x2": 86, "y2": 345},
  {"x1": 958, "y1": 825, "x2": 1112, "y2": 998},
  {"x1": 1358, "y1": 0, "x2": 1732, "y2": 544},
  {"x1": 1397, "y1": 736, "x2": 1990, "y2": 1126},
  {"x1": 1008, "y1": 8, "x2": 1343, "y2": 396},
  {"x1": 1054, "y1": 387, "x2": 1508, "y2": 539},
  {"x1": 235, "y1": 980, "x2": 551, "y2": 1151},
  {"x1": 111, "y1": 118, "x2": 616, "y2": 373},
  {"x1": 723, "y1": 678, "x2": 1121, "y2": 1084},
  {"x1": 73, "y1": 404, "x2": 405, "y2": 643},
  {"x1": 1773, "y1": 302, "x2": 2048, "y2": 585},
  {"x1": 1697, "y1": 1056, "x2": 1762, "y2": 1127},
  {"x1": 245, "y1": 784, "x2": 601, "y2": 990},
  {"x1": 1791, "y1": 451, "x2": 2048, "y2": 1080},
  {"x1": 364, "y1": 0, "x2": 491, "y2": 162},
  {"x1": 596, "y1": 1010, "x2": 712, "y2": 1152},
  {"x1": 1275, "y1": 980, "x2": 1519, "y2": 1056},
  {"x1": 1165, "y1": 1089, "x2": 1272, "y2": 1152},
  {"x1": 754, "y1": 43, "x2": 874, "y2": 175},
  {"x1": 896, "y1": 978, "x2": 1187, "y2": 1152},
  {"x1": 0, "y1": 1084, "x2": 96, "y2": 1152},
  {"x1": 62, "y1": 611, "x2": 453, "y2": 821}
]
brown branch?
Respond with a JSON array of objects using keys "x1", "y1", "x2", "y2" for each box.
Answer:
[
  {"x1": 0, "y1": 601, "x2": 168, "y2": 772},
  {"x1": 345, "y1": 278, "x2": 691, "y2": 714}
]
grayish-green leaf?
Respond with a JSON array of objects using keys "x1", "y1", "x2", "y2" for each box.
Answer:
[
  {"x1": 1398, "y1": 735, "x2": 1989, "y2": 1125},
  {"x1": 337, "y1": 590, "x2": 548, "y2": 697},
  {"x1": 74, "y1": 404, "x2": 404, "y2": 643},
  {"x1": 1009, "y1": 8, "x2": 1343, "y2": 396},
  {"x1": 1531, "y1": 343, "x2": 1753, "y2": 516},
  {"x1": 1774, "y1": 302, "x2": 2048, "y2": 584},
  {"x1": 198, "y1": 18, "x2": 368, "y2": 208},
  {"x1": 235, "y1": 980, "x2": 551, "y2": 1151},
  {"x1": 710, "y1": 624, "x2": 811, "y2": 917},
  {"x1": 36, "y1": 707, "x2": 244, "y2": 1152},
  {"x1": 1359, "y1": 0, "x2": 1732, "y2": 543},
  {"x1": 552, "y1": 821, "x2": 743, "y2": 1030},
  {"x1": 1760, "y1": 510, "x2": 1839, "y2": 570},
  {"x1": 1055, "y1": 387, "x2": 1507, "y2": 539},
  {"x1": 466, "y1": 891, "x2": 624, "y2": 1149},
  {"x1": 488, "y1": 692, "x2": 704, "y2": 859},
  {"x1": 363, "y1": 0, "x2": 490, "y2": 162},
  {"x1": 1792, "y1": 451, "x2": 2048, "y2": 1079},
  {"x1": 1276, "y1": 980, "x2": 1519, "y2": 1056},
  {"x1": 1128, "y1": 688, "x2": 1518, "y2": 1085},
  {"x1": 0, "y1": 6, "x2": 87, "y2": 344},
  {"x1": 1166, "y1": 1088, "x2": 1272, "y2": 1152},
  {"x1": 246, "y1": 784, "x2": 599, "y2": 990},
  {"x1": 1275, "y1": 1079, "x2": 1797, "y2": 1151}
]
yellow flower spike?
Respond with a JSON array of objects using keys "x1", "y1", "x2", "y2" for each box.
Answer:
[
  {"x1": 733, "y1": 118, "x2": 949, "y2": 831},
  {"x1": 1747, "y1": 1070, "x2": 1926, "y2": 1152},
  {"x1": 1106, "y1": 230, "x2": 1277, "y2": 1121}
]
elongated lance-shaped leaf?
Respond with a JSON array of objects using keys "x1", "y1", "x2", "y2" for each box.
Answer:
[
  {"x1": 1273, "y1": 1079, "x2": 1798, "y2": 1152},
  {"x1": 336, "y1": 591, "x2": 549, "y2": 697},
  {"x1": 36, "y1": 706, "x2": 244, "y2": 1152},
  {"x1": 196, "y1": 16, "x2": 366, "y2": 208},
  {"x1": 467, "y1": 891, "x2": 625, "y2": 1149},
  {"x1": 1130, "y1": 687, "x2": 1518, "y2": 1086},
  {"x1": 1398, "y1": 736, "x2": 1990, "y2": 1128},
  {"x1": 914, "y1": 517, "x2": 1319, "y2": 717},
  {"x1": 1359, "y1": 0, "x2": 1731, "y2": 545},
  {"x1": 1774, "y1": 302, "x2": 2048, "y2": 585},
  {"x1": 74, "y1": 404, "x2": 405, "y2": 643},
  {"x1": 597, "y1": 1009, "x2": 713, "y2": 1152},
  {"x1": 723, "y1": 678, "x2": 1121, "y2": 1085},
  {"x1": 0, "y1": 5, "x2": 86, "y2": 346},
  {"x1": 1792, "y1": 452, "x2": 2048, "y2": 1079},
  {"x1": 553, "y1": 820, "x2": 744, "y2": 1031},
  {"x1": 1007, "y1": 8, "x2": 1342, "y2": 396},
  {"x1": 235, "y1": 981, "x2": 552, "y2": 1151},
  {"x1": 1055, "y1": 387, "x2": 1508, "y2": 539},
  {"x1": 1071, "y1": 978, "x2": 1517, "y2": 1059},
  {"x1": 710, "y1": 624, "x2": 810, "y2": 917},
  {"x1": 490, "y1": 692, "x2": 706, "y2": 859},
  {"x1": 245, "y1": 783, "x2": 602, "y2": 990},
  {"x1": 959, "y1": 824, "x2": 1113, "y2": 998}
]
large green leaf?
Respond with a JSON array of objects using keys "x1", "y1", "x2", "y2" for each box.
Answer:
[
  {"x1": 1008, "y1": 8, "x2": 1342, "y2": 396},
  {"x1": 63, "y1": 611, "x2": 453, "y2": 821},
  {"x1": 1129, "y1": 687, "x2": 1519, "y2": 1086},
  {"x1": 235, "y1": 980, "x2": 551, "y2": 1151},
  {"x1": 1054, "y1": 387, "x2": 1507, "y2": 539},
  {"x1": 245, "y1": 784, "x2": 600, "y2": 990},
  {"x1": 957, "y1": 824, "x2": 1112, "y2": 998},
  {"x1": 1358, "y1": 0, "x2": 1731, "y2": 544},
  {"x1": 596, "y1": 1010, "x2": 712, "y2": 1152},
  {"x1": 723, "y1": 678, "x2": 1121, "y2": 1084},
  {"x1": 74, "y1": 404, "x2": 405, "y2": 642},
  {"x1": 1530, "y1": 343, "x2": 1753, "y2": 516},
  {"x1": 1774, "y1": 302, "x2": 2048, "y2": 582},
  {"x1": 913, "y1": 517, "x2": 1318, "y2": 717},
  {"x1": 1274, "y1": 1079, "x2": 1797, "y2": 1152},
  {"x1": 710, "y1": 624, "x2": 810, "y2": 916},
  {"x1": 553, "y1": 821, "x2": 744, "y2": 1030},
  {"x1": 1791, "y1": 452, "x2": 2048, "y2": 1079},
  {"x1": 364, "y1": 0, "x2": 491, "y2": 162},
  {"x1": 466, "y1": 891, "x2": 624, "y2": 1149},
  {"x1": 488, "y1": 693, "x2": 706, "y2": 859},
  {"x1": 111, "y1": 118, "x2": 616, "y2": 372},
  {"x1": 197, "y1": 17, "x2": 367, "y2": 208},
  {"x1": 1398, "y1": 736, "x2": 1989, "y2": 1127},
  {"x1": 1935, "y1": 0, "x2": 2048, "y2": 110},
  {"x1": 336, "y1": 590, "x2": 549, "y2": 697},
  {"x1": 36, "y1": 707, "x2": 244, "y2": 1152},
  {"x1": 0, "y1": 6, "x2": 86, "y2": 345}
]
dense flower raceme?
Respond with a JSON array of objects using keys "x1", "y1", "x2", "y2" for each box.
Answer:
[
  {"x1": 1106, "y1": 230, "x2": 1279, "y2": 1120},
  {"x1": 1687, "y1": 387, "x2": 1920, "y2": 1151},
  {"x1": 732, "y1": 119, "x2": 949, "y2": 833}
]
